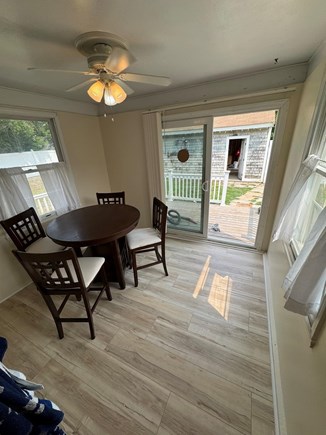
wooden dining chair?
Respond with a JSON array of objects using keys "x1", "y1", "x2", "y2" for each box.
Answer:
[
  {"x1": 126, "y1": 197, "x2": 168, "y2": 287},
  {"x1": 13, "y1": 248, "x2": 112, "y2": 339},
  {"x1": 96, "y1": 191, "x2": 125, "y2": 205},
  {"x1": 0, "y1": 207, "x2": 65, "y2": 253}
]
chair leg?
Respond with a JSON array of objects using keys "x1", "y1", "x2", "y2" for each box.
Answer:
[
  {"x1": 82, "y1": 294, "x2": 95, "y2": 340},
  {"x1": 155, "y1": 245, "x2": 168, "y2": 277},
  {"x1": 41, "y1": 293, "x2": 64, "y2": 339},
  {"x1": 101, "y1": 266, "x2": 112, "y2": 301},
  {"x1": 105, "y1": 285, "x2": 112, "y2": 301},
  {"x1": 131, "y1": 251, "x2": 139, "y2": 287},
  {"x1": 162, "y1": 246, "x2": 168, "y2": 276},
  {"x1": 128, "y1": 248, "x2": 133, "y2": 269},
  {"x1": 154, "y1": 246, "x2": 161, "y2": 262}
]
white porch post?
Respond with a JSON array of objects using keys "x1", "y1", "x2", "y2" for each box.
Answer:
[
  {"x1": 168, "y1": 171, "x2": 174, "y2": 201},
  {"x1": 221, "y1": 170, "x2": 230, "y2": 206}
]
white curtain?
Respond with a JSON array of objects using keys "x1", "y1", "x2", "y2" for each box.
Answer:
[
  {"x1": 283, "y1": 207, "x2": 326, "y2": 315},
  {"x1": 272, "y1": 75, "x2": 326, "y2": 318},
  {"x1": 272, "y1": 154, "x2": 320, "y2": 242},
  {"x1": 37, "y1": 162, "x2": 80, "y2": 215},
  {"x1": 0, "y1": 168, "x2": 35, "y2": 220},
  {"x1": 142, "y1": 112, "x2": 165, "y2": 203}
]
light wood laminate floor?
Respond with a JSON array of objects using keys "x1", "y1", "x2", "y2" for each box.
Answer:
[{"x1": 0, "y1": 238, "x2": 274, "y2": 435}]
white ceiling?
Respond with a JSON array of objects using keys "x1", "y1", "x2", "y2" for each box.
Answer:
[{"x1": 0, "y1": 0, "x2": 325, "y2": 112}]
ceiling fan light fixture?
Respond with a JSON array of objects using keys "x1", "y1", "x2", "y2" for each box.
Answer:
[
  {"x1": 87, "y1": 80, "x2": 105, "y2": 102},
  {"x1": 104, "y1": 87, "x2": 117, "y2": 106},
  {"x1": 104, "y1": 81, "x2": 127, "y2": 106},
  {"x1": 109, "y1": 81, "x2": 127, "y2": 103}
]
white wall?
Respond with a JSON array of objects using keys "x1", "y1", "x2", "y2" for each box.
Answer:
[
  {"x1": 99, "y1": 111, "x2": 151, "y2": 227},
  {"x1": 57, "y1": 112, "x2": 111, "y2": 206},
  {"x1": 0, "y1": 234, "x2": 31, "y2": 302},
  {"x1": 265, "y1": 45, "x2": 326, "y2": 435}
]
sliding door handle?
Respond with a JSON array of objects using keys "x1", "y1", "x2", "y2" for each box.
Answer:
[{"x1": 202, "y1": 180, "x2": 209, "y2": 192}]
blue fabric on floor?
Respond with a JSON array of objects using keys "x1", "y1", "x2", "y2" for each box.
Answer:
[{"x1": 0, "y1": 337, "x2": 66, "y2": 435}]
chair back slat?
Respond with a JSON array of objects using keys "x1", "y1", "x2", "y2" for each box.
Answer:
[
  {"x1": 153, "y1": 197, "x2": 168, "y2": 239},
  {"x1": 96, "y1": 192, "x2": 125, "y2": 205},
  {"x1": 13, "y1": 248, "x2": 85, "y2": 292},
  {"x1": 1, "y1": 207, "x2": 45, "y2": 251}
]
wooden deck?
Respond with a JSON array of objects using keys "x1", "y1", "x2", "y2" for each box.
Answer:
[
  {"x1": 166, "y1": 200, "x2": 260, "y2": 247},
  {"x1": 166, "y1": 181, "x2": 264, "y2": 247}
]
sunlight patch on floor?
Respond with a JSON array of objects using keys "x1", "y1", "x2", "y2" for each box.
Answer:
[
  {"x1": 208, "y1": 274, "x2": 232, "y2": 320},
  {"x1": 192, "y1": 255, "x2": 211, "y2": 299}
]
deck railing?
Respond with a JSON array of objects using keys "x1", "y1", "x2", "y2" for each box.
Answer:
[
  {"x1": 34, "y1": 171, "x2": 230, "y2": 215},
  {"x1": 164, "y1": 171, "x2": 230, "y2": 205},
  {"x1": 34, "y1": 193, "x2": 54, "y2": 216}
]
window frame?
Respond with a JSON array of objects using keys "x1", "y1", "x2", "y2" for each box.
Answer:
[
  {"x1": 0, "y1": 114, "x2": 64, "y2": 162},
  {"x1": 285, "y1": 76, "x2": 326, "y2": 346}
]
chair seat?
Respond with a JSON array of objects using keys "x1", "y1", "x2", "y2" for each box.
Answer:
[
  {"x1": 127, "y1": 228, "x2": 161, "y2": 250},
  {"x1": 52, "y1": 257, "x2": 105, "y2": 288},
  {"x1": 26, "y1": 236, "x2": 66, "y2": 253}
]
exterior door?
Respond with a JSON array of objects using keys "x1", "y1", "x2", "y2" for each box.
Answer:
[
  {"x1": 162, "y1": 117, "x2": 212, "y2": 236},
  {"x1": 238, "y1": 139, "x2": 247, "y2": 180}
]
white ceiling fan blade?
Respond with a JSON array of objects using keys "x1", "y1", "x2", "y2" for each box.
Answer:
[
  {"x1": 118, "y1": 73, "x2": 171, "y2": 86},
  {"x1": 28, "y1": 67, "x2": 97, "y2": 76},
  {"x1": 114, "y1": 79, "x2": 134, "y2": 95},
  {"x1": 104, "y1": 47, "x2": 136, "y2": 74},
  {"x1": 66, "y1": 78, "x2": 98, "y2": 92}
]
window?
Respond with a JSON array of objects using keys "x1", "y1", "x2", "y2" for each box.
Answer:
[
  {"x1": 0, "y1": 117, "x2": 62, "y2": 216},
  {"x1": 291, "y1": 161, "x2": 326, "y2": 256},
  {"x1": 289, "y1": 153, "x2": 326, "y2": 338},
  {"x1": 0, "y1": 115, "x2": 79, "y2": 220}
]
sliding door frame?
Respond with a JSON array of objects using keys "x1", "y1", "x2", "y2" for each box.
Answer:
[{"x1": 163, "y1": 98, "x2": 290, "y2": 250}]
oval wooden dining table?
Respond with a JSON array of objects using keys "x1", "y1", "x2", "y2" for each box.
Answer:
[{"x1": 46, "y1": 204, "x2": 140, "y2": 289}]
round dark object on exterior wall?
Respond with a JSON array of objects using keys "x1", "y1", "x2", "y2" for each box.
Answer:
[{"x1": 177, "y1": 148, "x2": 189, "y2": 163}]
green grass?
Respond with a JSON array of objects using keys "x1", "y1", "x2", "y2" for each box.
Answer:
[
  {"x1": 28, "y1": 175, "x2": 46, "y2": 195},
  {"x1": 224, "y1": 186, "x2": 252, "y2": 205}
]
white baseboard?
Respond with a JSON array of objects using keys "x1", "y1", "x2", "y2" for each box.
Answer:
[{"x1": 263, "y1": 252, "x2": 287, "y2": 435}]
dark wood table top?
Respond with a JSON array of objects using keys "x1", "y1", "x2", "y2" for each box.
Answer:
[{"x1": 46, "y1": 204, "x2": 140, "y2": 247}]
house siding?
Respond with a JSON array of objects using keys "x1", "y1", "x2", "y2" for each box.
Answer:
[{"x1": 163, "y1": 127, "x2": 272, "y2": 180}]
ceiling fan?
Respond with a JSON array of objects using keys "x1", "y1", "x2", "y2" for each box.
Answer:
[{"x1": 28, "y1": 31, "x2": 171, "y2": 106}]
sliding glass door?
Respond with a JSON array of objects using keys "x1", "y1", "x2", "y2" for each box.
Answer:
[{"x1": 162, "y1": 118, "x2": 212, "y2": 236}]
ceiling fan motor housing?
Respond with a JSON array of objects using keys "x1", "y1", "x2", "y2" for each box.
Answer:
[
  {"x1": 87, "y1": 53, "x2": 111, "y2": 71},
  {"x1": 75, "y1": 31, "x2": 128, "y2": 71}
]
